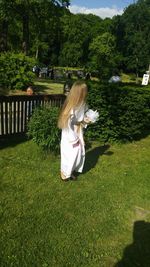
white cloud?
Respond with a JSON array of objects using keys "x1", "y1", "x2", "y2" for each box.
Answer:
[{"x1": 69, "y1": 5, "x2": 123, "y2": 19}]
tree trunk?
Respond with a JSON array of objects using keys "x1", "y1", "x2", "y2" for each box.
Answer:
[
  {"x1": 22, "y1": 13, "x2": 29, "y2": 55},
  {"x1": 136, "y1": 56, "x2": 139, "y2": 84},
  {"x1": 35, "y1": 46, "x2": 39, "y2": 59},
  {"x1": 0, "y1": 20, "x2": 8, "y2": 52}
]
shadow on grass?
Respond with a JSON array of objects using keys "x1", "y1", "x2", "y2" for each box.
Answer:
[
  {"x1": 114, "y1": 220, "x2": 150, "y2": 267},
  {"x1": 34, "y1": 84, "x2": 54, "y2": 94},
  {"x1": 35, "y1": 78, "x2": 65, "y2": 84},
  {"x1": 33, "y1": 78, "x2": 64, "y2": 94},
  {"x1": 83, "y1": 144, "x2": 113, "y2": 174},
  {"x1": 0, "y1": 134, "x2": 28, "y2": 150},
  {"x1": 133, "y1": 130, "x2": 150, "y2": 142}
]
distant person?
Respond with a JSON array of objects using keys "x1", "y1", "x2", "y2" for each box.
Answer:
[
  {"x1": 66, "y1": 71, "x2": 72, "y2": 79},
  {"x1": 77, "y1": 70, "x2": 84, "y2": 79},
  {"x1": 63, "y1": 72, "x2": 73, "y2": 95},
  {"x1": 63, "y1": 80, "x2": 72, "y2": 95},
  {"x1": 26, "y1": 86, "x2": 35, "y2": 117},
  {"x1": 26, "y1": 86, "x2": 34, "y2": 95},
  {"x1": 50, "y1": 68, "x2": 54, "y2": 80},
  {"x1": 109, "y1": 71, "x2": 121, "y2": 83},
  {"x1": 33, "y1": 65, "x2": 40, "y2": 77},
  {"x1": 85, "y1": 72, "x2": 91, "y2": 80},
  {"x1": 46, "y1": 67, "x2": 49, "y2": 77}
]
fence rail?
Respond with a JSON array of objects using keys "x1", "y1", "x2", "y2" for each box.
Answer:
[{"x1": 0, "y1": 94, "x2": 65, "y2": 137}]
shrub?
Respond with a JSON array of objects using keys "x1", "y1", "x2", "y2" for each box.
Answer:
[
  {"x1": 86, "y1": 81, "x2": 150, "y2": 142},
  {"x1": 0, "y1": 52, "x2": 36, "y2": 90},
  {"x1": 27, "y1": 106, "x2": 61, "y2": 153}
]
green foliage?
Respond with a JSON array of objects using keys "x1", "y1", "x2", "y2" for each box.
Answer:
[
  {"x1": 27, "y1": 105, "x2": 61, "y2": 153},
  {"x1": 59, "y1": 42, "x2": 83, "y2": 67},
  {"x1": 1, "y1": 0, "x2": 150, "y2": 74},
  {"x1": 59, "y1": 13, "x2": 104, "y2": 67},
  {"x1": 0, "y1": 52, "x2": 36, "y2": 89},
  {"x1": 89, "y1": 33, "x2": 119, "y2": 79},
  {"x1": 111, "y1": 0, "x2": 150, "y2": 74},
  {"x1": 86, "y1": 81, "x2": 150, "y2": 142}
]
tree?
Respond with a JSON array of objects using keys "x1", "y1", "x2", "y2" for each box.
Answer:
[
  {"x1": 115, "y1": 0, "x2": 150, "y2": 74},
  {"x1": 0, "y1": 0, "x2": 70, "y2": 55},
  {"x1": 0, "y1": 0, "x2": 14, "y2": 51},
  {"x1": 59, "y1": 13, "x2": 104, "y2": 67},
  {"x1": 16, "y1": 0, "x2": 70, "y2": 55},
  {"x1": 89, "y1": 32, "x2": 118, "y2": 79}
]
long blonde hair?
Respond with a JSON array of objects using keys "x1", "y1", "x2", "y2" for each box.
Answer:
[{"x1": 58, "y1": 81, "x2": 88, "y2": 129}]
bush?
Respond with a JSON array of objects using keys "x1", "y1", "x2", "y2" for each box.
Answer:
[
  {"x1": 0, "y1": 52, "x2": 36, "y2": 90},
  {"x1": 86, "y1": 81, "x2": 150, "y2": 142},
  {"x1": 27, "y1": 106, "x2": 61, "y2": 153}
]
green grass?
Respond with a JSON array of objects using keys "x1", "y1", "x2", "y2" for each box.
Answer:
[
  {"x1": 121, "y1": 73, "x2": 141, "y2": 83},
  {"x1": 121, "y1": 73, "x2": 150, "y2": 89},
  {"x1": 1, "y1": 73, "x2": 150, "y2": 96},
  {"x1": 0, "y1": 135, "x2": 150, "y2": 267},
  {"x1": 0, "y1": 79, "x2": 64, "y2": 96},
  {"x1": 34, "y1": 78, "x2": 64, "y2": 95}
]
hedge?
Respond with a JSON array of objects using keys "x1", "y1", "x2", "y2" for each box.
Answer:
[
  {"x1": 27, "y1": 82, "x2": 150, "y2": 152},
  {"x1": 86, "y1": 81, "x2": 150, "y2": 142}
]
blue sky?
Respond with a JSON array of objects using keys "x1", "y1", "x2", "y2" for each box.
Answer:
[{"x1": 69, "y1": 0, "x2": 135, "y2": 18}]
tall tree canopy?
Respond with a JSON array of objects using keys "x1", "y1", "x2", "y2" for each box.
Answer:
[
  {"x1": 0, "y1": 0, "x2": 70, "y2": 56},
  {"x1": 111, "y1": 0, "x2": 150, "y2": 74},
  {"x1": 0, "y1": 0, "x2": 150, "y2": 75}
]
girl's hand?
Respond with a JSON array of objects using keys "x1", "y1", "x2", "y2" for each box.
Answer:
[{"x1": 84, "y1": 117, "x2": 91, "y2": 124}]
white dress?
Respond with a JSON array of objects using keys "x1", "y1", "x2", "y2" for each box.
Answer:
[{"x1": 60, "y1": 104, "x2": 88, "y2": 178}]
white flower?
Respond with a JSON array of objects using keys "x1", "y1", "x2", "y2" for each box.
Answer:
[{"x1": 85, "y1": 109, "x2": 99, "y2": 123}]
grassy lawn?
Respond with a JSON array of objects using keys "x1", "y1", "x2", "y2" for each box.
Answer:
[
  {"x1": 1, "y1": 74, "x2": 150, "y2": 96},
  {"x1": 0, "y1": 79, "x2": 64, "y2": 96},
  {"x1": 0, "y1": 135, "x2": 150, "y2": 267},
  {"x1": 34, "y1": 79, "x2": 64, "y2": 95}
]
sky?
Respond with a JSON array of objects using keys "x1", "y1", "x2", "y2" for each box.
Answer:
[{"x1": 69, "y1": 0, "x2": 135, "y2": 19}]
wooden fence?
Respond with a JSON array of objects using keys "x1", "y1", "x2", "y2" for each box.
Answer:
[{"x1": 0, "y1": 94, "x2": 65, "y2": 137}]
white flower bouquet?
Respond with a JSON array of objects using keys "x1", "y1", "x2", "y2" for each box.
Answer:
[{"x1": 85, "y1": 109, "x2": 99, "y2": 123}]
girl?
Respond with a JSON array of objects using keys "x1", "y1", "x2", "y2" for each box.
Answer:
[{"x1": 58, "y1": 81, "x2": 90, "y2": 181}]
